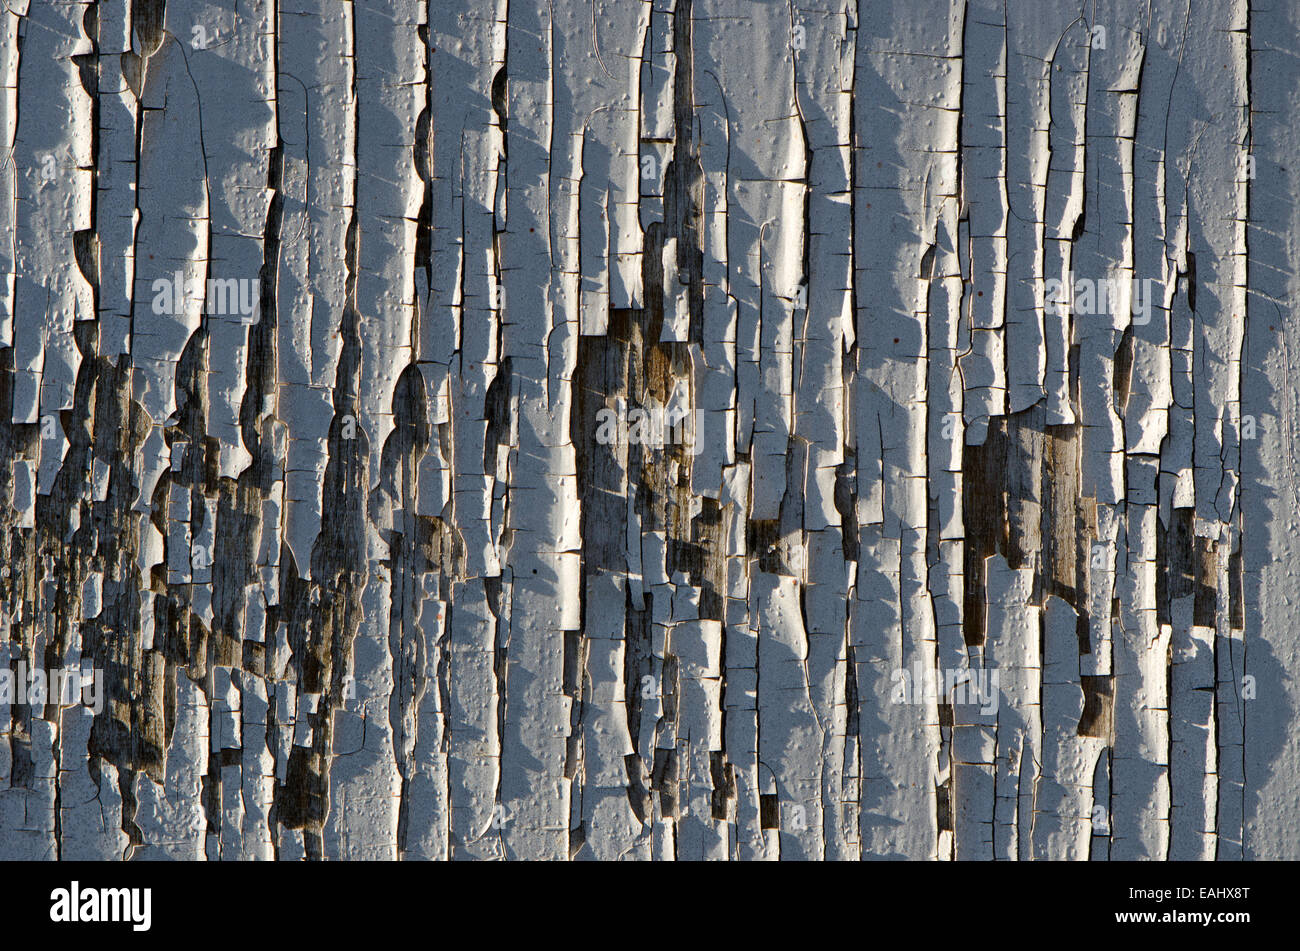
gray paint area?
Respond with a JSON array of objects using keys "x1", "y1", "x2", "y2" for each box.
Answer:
[{"x1": 0, "y1": 0, "x2": 1293, "y2": 861}]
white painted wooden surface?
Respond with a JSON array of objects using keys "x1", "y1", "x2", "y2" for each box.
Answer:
[{"x1": 0, "y1": 0, "x2": 1293, "y2": 860}]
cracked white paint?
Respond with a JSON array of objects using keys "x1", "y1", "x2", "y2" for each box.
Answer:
[{"x1": 0, "y1": 0, "x2": 1294, "y2": 862}]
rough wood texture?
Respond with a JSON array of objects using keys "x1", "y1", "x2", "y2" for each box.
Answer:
[{"x1": 0, "y1": 0, "x2": 1295, "y2": 860}]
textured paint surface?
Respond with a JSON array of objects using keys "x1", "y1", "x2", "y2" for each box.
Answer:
[{"x1": 0, "y1": 0, "x2": 1295, "y2": 860}]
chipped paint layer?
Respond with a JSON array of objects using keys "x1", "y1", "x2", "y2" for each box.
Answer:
[{"x1": 0, "y1": 0, "x2": 1294, "y2": 861}]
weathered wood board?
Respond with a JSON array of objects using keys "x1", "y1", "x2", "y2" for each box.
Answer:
[{"x1": 0, "y1": 0, "x2": 1294, "y2": 861}]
